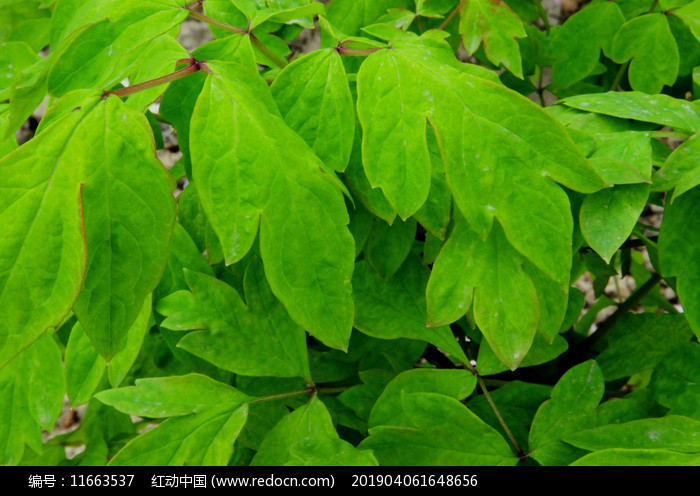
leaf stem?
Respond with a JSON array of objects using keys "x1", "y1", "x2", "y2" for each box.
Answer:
[
  {"x1": 249, "y1": 32, "x2": 289, "y2": 68},
  {"x1": 186, "y1": 8, "x2": 247, "y2": 35},
  {"x1": 534, "y1": 0, "x2": 551, "y2": 35},
  {"x1": 438, "y1": 0, "x2": 463, "y2": 31},
  {"x1": 250, "y1": 386, "x2": 349, "y2": 404},
  {"x1": 336, "y1": 46, "x2": 386, "y2": 57},
  {"x1": 461, "y1": 359, "x2": 525, "y2": 458},
  {"x1": 650, "y1": 130, "x2": 690, "y2": 140},
  {"x1": 102, "y1": 60, "x2": 202, "y2": 98},
  {"x1": 609, "y1": 60, "x2": 630, "y2": 92},
  {"x1": 251, "y1": 389, "x2": 312, "y2": 404}
]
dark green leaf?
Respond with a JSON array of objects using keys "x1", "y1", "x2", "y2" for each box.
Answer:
[
  {"x1": 365, "y1": 217, "x2": 416, "y2": 279},
  {"x1": 529, "y1": 360, "x2": 604, "y2": 465},
  {"x1": 252, "y1": 395, "x2": 376, "y2": 466},
  {"x1": 361, "y1": 392, "x2": 518, "y2": 465},
  {"x1": 571, "y1": 449, "x2": 700, "y2": 466},
  {"x1": 597, "y1": 313, "x2": 694, "y2": 381},
  {"x1": 650, "y1": 343, "x2": 700, "y2": 418},
  {"x1": 109, "y1": 403, "x2": 248, "y2": 466},
  {"x1": 368, "y1": 368, "x2": 477, "y2": 428},
  {"x1": 353, "y1": 258, "x2": 469, "y2": 364},
  {"x1": 658, "y1": 187, "x2": 700, "y2": 337},
  {"x1": 565, "y1": 415, "x2": 700, "y2": 453}
]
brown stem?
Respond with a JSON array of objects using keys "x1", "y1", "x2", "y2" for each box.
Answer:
[
  {"x1": 187, "y1": 8, "x2": 247, "y2": 35},
  {"x1": 337, "y1": 45, "x2": 386, "y2": 56},
  {"x1": 103, "y1": 61, "x2": 202, "y2": 99},
  {"x1": 249, "y1": 32, "x2": 289, "y2": 68},
  {"x1": 438, "y1": 0, "x2": 463, "y2": 31}
]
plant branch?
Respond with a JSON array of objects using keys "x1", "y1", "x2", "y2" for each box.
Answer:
[
  {"x1": 577, "y1": 272, "x2": 662, "y2": 353},
  {"x1": 651, "y1": 130, "x2": 690, "y2": 140},
  {"x1": 337, "y1": 45, "x2": 386, "y2": 57},
  {"x1": 103, "y1": 60, "x2": 202, "y2": 98},
  {"x1": 249, "y1": 32, "x2": 289, "y2": 67},
  {"x1": 438, "y1": 0, "x2": 463, "y2": 31},
  {"x1": 461, "y1": 358, "x2": 525, "y2": 459},
  {"x1": 250, "y1": 386, "x2": 349, "y2": 405},
  {"x1": 187, "y1": 8, "x2": 247, "y2": 35},
  {"x1": 186, "y1": 5, "x2": 290, "y2": 67}
]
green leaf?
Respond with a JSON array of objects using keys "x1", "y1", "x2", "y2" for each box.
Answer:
[
  {"x1": 0, "y1": 106, "x2": 88, "y2": 368},
  {"x1": 547, "y1": 2, "x2": 625, "y2": 88},
  {"x1": 428, "y1": 221, "x2": 565, "y2": 369},
  {"x1": 356, "y1": 48, "x2": 432, "y2": 218},
  {"x1": 353, "y1": 258, "x2": 469, "y2": 364},
  {"x1": 72, "y1": 96, "x2": 175, "y2": 360},
  {"x1": 358, "y1": 36, "x2": 604, "y2": 282},
  {"x1": 260, "y1": 167, "x2": 355, "y2": 351},
  {"x1": 189, "y1": 65, "x2": 274, "y2": 265},
  {"x1": 250, "y1": 3, "x2": 326, "y2": 29},
  {"x1": 0, "y1": 104, "x2": 17, "y2": 157},
  {"x1": 650, "y1": 343, "x2": 700, "y2": 418},
  {"x1": 342, "y1": 124, "x2": 397, "y2": 224},
  {"x1": 596, "y1": 313, "x2": 694, "y2": 381},
  {"x1": 653, "y1": 133, "x2": 700, "y2": 198},
  {"x1": 157, "y1": 259, "x2": 311, "y2": 380},
  {"x1": 0, "y1": 334, "x2": 64, "y2": 465},
  {"x1": 109, "y1": 403, "x2": 248, "y2": 466},
  {"x1": 65, "y1": 293, "x2": 150, "y2": 406},
  {"x1": 65, "y1": 322, "x2": 105, "y2": 407},
  {"x1": 191, "y1": 62, "x2": 354, "y2": 351},
  {"x1": 529, "y1": 360, "x2": 604, "y2": 466},
  {"x1": 413, "y1": 127, "x2": 452, "y2": 239},
  {"x1": 271, "y1": 49, "x2": 354, "y2": 171},
  {"x1": 580, "y1": 183, "x2": 650, "y2": 263},
  {"x1": 338, "y1": 369, "x2": 396, "y2": 422},
  {"x1": 0, "y1": 42, "x2": 39, "y2": 97},
  {"x1": 326, "y1": 0, "x2": 414, "y2": 36},
  {"x1": 153, "y1": 223, "x2": 214, "y2": 303},
  {"x1": 96, "y1": 373, "x2": 253, "y2": 418},
  {"x1": 477, "y1": 335, "x2": 568, "y2": 376},
  {"x1": 658, "y1": 187, "x2": 700, "y2": 337},
  {"x1": 47, "y1": 3, "x2": 189, "y2": 96},
  {"x1": 610, "y1": 13, "x2": 679, "y2": 93},
  {"x1": 565, "y1": 415, "x2": 700, "y2": 453},
  {"x1": 252, "y1": 395, "x2": 375, "y2": 466},
  {"x1": 571, "y1": 449, "x2": 700, "y2": 466},
  {"x1": 676, "y1": 0, "x2": 700, "y2": 42},
  {"x1": 561, "y1": 92, "x2": 700, "y2": 132},
  {"x1": 368, "y1": 368, "x2": 477, "y2": 428},
  {"x1": 0, "y1": 0, "x2": 51, "y2": 52},
  {"x1": 365, "y1": 217, "x2": 416, "y2": 279},
  {"x1": 361, "y1": 392, "x2": 518, "y2": 465},
  {"x1": 459, "y1": 0, "x2": 526, "y2": 77},
  {"x1": 287, "y1": 437, "x2": 379, "y2": 466}
]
